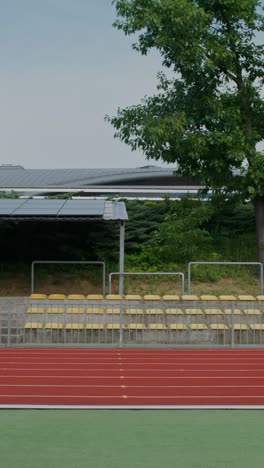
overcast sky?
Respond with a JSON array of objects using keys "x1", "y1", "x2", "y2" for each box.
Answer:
[{"x1": 0, "y1": 1, "x2": 263, "y2": 169}]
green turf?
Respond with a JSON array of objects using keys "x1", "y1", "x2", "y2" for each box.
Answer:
[{"x1": 0, "y1": 410, "x2": 263, "y2": 468}]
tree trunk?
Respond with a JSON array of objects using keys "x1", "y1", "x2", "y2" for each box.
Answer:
[{"x1": 255, "y1": 196, "x2": 264, "y2": 264}]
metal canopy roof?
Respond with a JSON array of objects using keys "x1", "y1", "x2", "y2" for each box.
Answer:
[{"x1": 0, "y1": 199, "x2": 128, "y2": 221}]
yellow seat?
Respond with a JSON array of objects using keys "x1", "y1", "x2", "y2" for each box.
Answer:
[
  {"x1": 234, "y1": 324, "x2": 248, "y2": 330},
  {"x1": 189, "y1": 324, "x2": 208, "y2": 330},
  {"x1": 65, "y1": 323, "x2": 84, "y2": 330},
  {"x1": 165, "y1": 308, "x2": 183, "y2": 315},
  {"x1": 125, "y1": 295, "x2": 142, "y2": 300},
  {"x1": 169, "y1": 324, "x2": 187, "y2": 330},
  {"x1": 128, "y1": 323, "x2": 146, "y2": 330},
  {"x1": 24, "y1": 322, "x2": 43, "y2": 329},
  {"x1": 162, "y1": 295, "x2": 180, "y2": 301},
  {"x1": 86, "y1": 324, "x2": 104, "y2": 330},
  {"x1": 181, "y1": 295, "x2": 199, "y2": 301},
  {"x1": 210, "y1": 324, "x2": 230, "y2": 330},
  {"x1": 106, "y1": 308, "x2": 121, "y2": 315},
  {"x1": 185, "y1": 308, "x2": 203, "y2": 315},
  {"x1": 107, "y1": 324, "x2": 121, "y2": 330},
  {"x1": 67, "y1": 294, "x2": 85, "y2": 300},
  {"x1": 66, "y1": 307, "x2": 85, "y2": 314},
  {"x1": 45, "y1": 323, "x2": 64, "y2": 330},
  {"x1": 148, "y1": 324, "x2": 167, "y2": 330},
  {"x1": 106, "y1": 294, "x2": 122, "y2": 300},
  {"x1": 200, "y1": 295, "x2": 218, "y2": 300},
  {"x1": 204, "y1": 308, "x2": 222, "y2": 315},
  {"x1": 87, "y1": 294, "x2": 103, "y2": 300},
  {"x1": 29, "y1": 293, "x2": 47, "y2": 300},
  {"x1": 224, "y1": 309, "x2": 243, "y2": 315},
  {"x1": 125, "y1": 308, "x2": 144, "y2": 315},
  {"x1": 145, "y1": 308, "x2": 163, "y2": 315},
  {"x1": 243, "y1": 309, "x2": 261, "y2": 315},
  {"x1": 46, "y1": 307, "x2": 65, "y2": 314},
  {"x1": 219, "y1": 295, "x2": 237, "y2": 301},
  {"x1": 143, "y1": 295, "x2": 161, "y2": 301},
  {"x1": 257, "y1": 296, "x2": 264, "y2": 301},
  {"x1": 250, "y1": 324, "x2": 264, "y2": 330},
  {"x1": 26, "y1": 307, "x2": 45, "y2": 314},
  {"x1": 48, "y1": 294, "x2": 66, "y2": 300},
  {"x1": 86, "y1": 307, "x2": 105, "y2": 314},
  {"x1": 237, "y1": 295, "x2": 256, "y2": 301}
]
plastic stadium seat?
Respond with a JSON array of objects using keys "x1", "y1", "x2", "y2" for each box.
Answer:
[
  {"x1": 46, "y1": 307, "x2": 65, "y2": 314},
  {"x1": 65, "y1": 323, "x2": 84, "y2": 330},
  {"x1": 224, "y1": 309, "x2": 243, "y2": 315},
  {"x1": 106, "y1": 294, "x2": 122, "y2": 300},
  {"x1": 165, "y1": 308, "x2": 184, "y2": 315},
  {"x1": 66, "y1": 307, "x2": 85, "y2": 314},
  {"x1": 234, "y1": 324, "x2": 248, "y2": 330},
  {"x1": 48, "y1": 294, "x2": 66, "y2": 300},
  {"x1": 145, "y1": 308, "x2": 164, "y2": 315},
  {"x1": 29, "y1": 294, "x2": 47, "y2": 300},
  {"x1": 125, "y1": 295, "x2": 142, "y2": 300},
  {"x1": 185, "y1": 308, "x2": 203, "y2": 315},
  {"x1": 87, "y1": 294, "x2": 103, "y2": 300},
  {"x1": 210, "y1": 324, "x2": 230, "y2": 330},
  {"x1": 237, "y1": 295, "x2": 256, "y2": 301},
  {"x1": 143, "y1": 295, "x2": 161, "y2": 301},
  {"x1": 26, "y1": 307, "x2": 45, "y2": 314},
  {"x1": 162, "y1": 295, "x2": 180, "y2": 301},
  {"x1": 219, "y1": 295, "x2": 237, "y2": 301},
  {"x1": 107, "y1": 324, "x2": 121, "y2": 330},
  {"x1": 243, "y1": 308, "x2": 261, "y2": 315},
  {"x1": 250, "y1": 324, "x2": 264, "y2": 330},
  {"x1": 181, "y1": 295, "x2": 199, "y2": 301},
  {"x1": 204, "y1": 308, "x2": 223, "y2": 315},
  {"x1": 24, "y1": 322, "x2": 43, "y2": 329},
  {"x1": 189, "y1": 324, "x2": 208, "y2": 330},
  {"x1": 128, "y1": 323, "x2": 146, "y2": 330},
  {"x1": 200, "y1": 295, "x2": 218, "y2": 300},
  {"x1": 86, "y1": 307, "x2": 105, "y2": 314},
  {"x1": 148, "y1": 324, "x2": 167, "y2": 330},
  {"x1": 106, "y1": 308, "x2": 121, "y2": 315},
  {"x1": 86, "y1": 324, "x2": 104, "y2": 330},
  {"x1": 169, "y1": 324, "x2": 187, "y2": 330},
  {"x1": 257, "y1": 296, "x2": 264, "y2": 301},
  {"x1": 125, "y1": 308, "x2": 143, "y2": 315},
  {"x1": 45, "y1": 323, "x2": 64, "y2": 330},
  {"x1": 67, "y1": 294, "x2": 85, "y2": 300}
]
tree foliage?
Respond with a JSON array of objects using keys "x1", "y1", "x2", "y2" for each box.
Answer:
[{"x1": 108, "y1": 0, "x2": 264, "y2": 200}]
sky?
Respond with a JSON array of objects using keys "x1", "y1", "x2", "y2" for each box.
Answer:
[
  {"x1": 0, "y1": 1, "x2": 263, "y2": 169},
  {"x1": 0, "y1": 0, "x2": 164, "y2": 169}
]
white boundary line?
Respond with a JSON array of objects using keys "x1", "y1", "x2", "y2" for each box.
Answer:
[{"x1": 0, "y1": 404, "x2": 264, "y2": 410}]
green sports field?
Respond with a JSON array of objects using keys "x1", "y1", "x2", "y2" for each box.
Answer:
[{"x1": 0, "y1": 410, "x2": 263, "y2": 468}]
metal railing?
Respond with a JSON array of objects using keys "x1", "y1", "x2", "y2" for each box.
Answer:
[
  {"x1": 1, "y1": 297, "x2": 264, "y2": 348},
  {"x1": 31, "y1": 260, "x2": 106, "y2": 296},
  {"x1": 188, "y1": 261, "x2": 264, "y2": 295},
  {"x1": 109, "y1": 271, "x2": 185, "y2": 295}
]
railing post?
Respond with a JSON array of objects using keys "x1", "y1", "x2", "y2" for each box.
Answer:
[
  {"x1": 7, "y1": 302, "x2": 11, "y2": 348},
  {"x1": 119, "y1": 299, "x2": 123, "y2": 348},
  {"x1": 231, "y1": 303, "x2": 235, "y2": 349}
]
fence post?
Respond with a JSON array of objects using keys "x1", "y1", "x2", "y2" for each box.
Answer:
[
  {"x1": 119, "y1": 299, "x2": 123, "y2": 348},
  {"x1": 7, "y1": 302, "x2": 11, "y2": 348},
  {"x1": 231, "y1": 303, "x2": 235, "y2": 348}
]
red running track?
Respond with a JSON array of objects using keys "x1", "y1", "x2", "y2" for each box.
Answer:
[{"x1": 1, "y1": 348, "x2": 264, "y2": 408}]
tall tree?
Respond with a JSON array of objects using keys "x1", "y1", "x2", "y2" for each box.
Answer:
[{"x1": 108, "y1": 0, "x2": 264, "y2": 261}]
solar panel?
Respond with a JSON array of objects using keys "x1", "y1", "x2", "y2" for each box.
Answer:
[{"x1": 0, "y1": 199, "x2": 128, "y2": 220}]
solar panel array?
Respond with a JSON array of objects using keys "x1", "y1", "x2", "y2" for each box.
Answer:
[{"x1": 0, "y1": 199, "x2": 127, "y2": 220}]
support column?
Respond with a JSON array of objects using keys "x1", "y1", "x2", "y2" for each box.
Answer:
[{"x1": 119, "y1": 221, "x2": 125, "y2": 296}]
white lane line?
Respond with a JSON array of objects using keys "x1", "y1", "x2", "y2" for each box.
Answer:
[
  {"x1": 0, "y1": 394, "x2": 264, "y2": 399},
  {"x1": 1, "y1": 384, "x2": 264, "y2": 388},
  {"x1": 1, "y1": 404, "x2": 264, "y2": 409}
]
